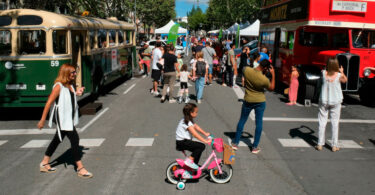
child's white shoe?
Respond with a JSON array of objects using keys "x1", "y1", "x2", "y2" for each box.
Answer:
[
  {"x1": 184, "y1": 158, "x2": 199, "y2": 170},
  {"x1": 185, "y1": 97, "x2": 190, "y2": 104}
]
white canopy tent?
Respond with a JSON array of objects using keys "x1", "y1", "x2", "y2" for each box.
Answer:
[
  {"x1": 239, "y1": 20, "x2": 260, "y2": 37},
  {"x1": 208, "y1": 29, "x2": 220, "y2": 34},
  {"x1": 224, "y1": 23, "x2": 239, "y2": 35},
  {"x1": 155, "y1": 20, "x2": 187, "y2": 34}
]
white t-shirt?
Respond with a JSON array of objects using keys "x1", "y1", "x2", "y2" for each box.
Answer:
[
  {"x1": 152, "y1": 48, "x2": 162, "y2": 70},
  {"x1": 176, "y1": 119, "x2": 194, "y2": 141},
  {"x1": 180, "y1": 71, "x2": 189, "y2": 82}
]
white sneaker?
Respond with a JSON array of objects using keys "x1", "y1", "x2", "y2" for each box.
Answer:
[
  {"x1": 185, "y1": 97, "x2": 190, "y2": 104},
  {"x1": 178, "y1": 97, "x2": 183, "y2": 104},
  {"x1": 184, "y1": 158, "x2": 199, "y2": 170},
  {"x1": 169, "y1": 99, "x2": 176, "y2": 103},
  {"x1": 154, "y1": 91, "x2": 160, "y2": 96},
  {"x1": 139, "y1": 70, "x2": 144, "y2": 74},
  {"x1": 197, "y1": 100, "x2": 201, "y2": 104}
]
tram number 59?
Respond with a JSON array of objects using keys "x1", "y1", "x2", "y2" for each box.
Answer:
[{"x1": 51, "y1": 60, "x2": 59, "y2": 67}]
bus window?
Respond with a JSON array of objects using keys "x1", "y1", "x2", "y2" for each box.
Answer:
[
  {"x1": 17, "y1": 15, "x2": 43, "y2": 25},
  {"x1": 89, "y1": 30, "x2": 96, "y2": 49},
  {"x1": 0, "y1": 30, "x2": 11, "y2": 55},
  {"x1": 98, "y1": 30, "x2": 107, "y2": 48},
  {"x1": 53, "y1": 30, "x2": 67, "y2": 54},
  {"x1": 18, "y1": 30, "x2": 46, "y2": 55},
  {"x1": 0, "y1": 16, "x2": 12, "y2": 26},
  {"x1": 332, "y1": 32, "x2": 348, "y2": 48},
  {"x1": 118, "y1": 30, "x2": 124, "y2": 44},
  {"x1": 287, "y1": 31, "x2": 294, "y2": 50},
  {"x1": 299, "y1": 30, "x2": 328, "y2": 47},
  {"x1": 109, "y1": 30, "x2": 116, "y2": 46},
  {"x1": 352, "y1": 30, "x2": 375, "y2": 48}
]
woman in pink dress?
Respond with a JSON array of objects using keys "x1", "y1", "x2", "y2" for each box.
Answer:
[{"x1": 287, "y1": 65, "x2": 299, "y2": 105}]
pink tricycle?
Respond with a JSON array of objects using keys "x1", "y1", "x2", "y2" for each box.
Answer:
[{"x1": 166, "y1": 138, "x2": 233, "y2": 190}]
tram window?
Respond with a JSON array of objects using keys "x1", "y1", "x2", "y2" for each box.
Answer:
[
  {"x1": 352, "y1": 30, "x2": 375, "y2": 48},
  {"x1": 98, "y1": 30, "x2": 107, "y2": 48},
  {"x1": 0, "y1": 31, "x2": 11, "y2": 55},
  {"x1": 118, "y1": 30, "x2": 124, "y2": 44},
  {"x1": 89, "y1": 31, "x2": 96, "y2": 49},
  {"x1": 287, "y1": 31, "x2": 295, "y2": 50},
  {"x1": 126, "y1": 31, "x2": 132, "y2": 44},
  {"x1": 280, "y1": 31, "x2": 287, "y2": 48},
  {"x1": 17, "y1": 30, "x2": 46, "y2": 55},
  {"x1": 299, "y1": 30, "x2": 328, "y2": 47},
  {"x1": 109, "y1": 30, "x2": 116, "y2": 46},
  {"x1": 332, "y1": 33, "x2": 348, "y2": 48},
  {"x1": 17, "y1": 15, "x2": 43, "y2": 25},
  {"x1": 0, "y1": 16, "x2": 12, "y2": 26},
  {"x1": 53, "y1": 30, "x2": 67, "y2": 54}
]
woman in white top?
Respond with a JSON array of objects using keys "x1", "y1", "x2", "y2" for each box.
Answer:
[
  {"x1": 37, "y1": 63, "x2": 93, "y2": 178},
  {"x1": 316, "y1": 58, "x2": 347, "y2": 152}
]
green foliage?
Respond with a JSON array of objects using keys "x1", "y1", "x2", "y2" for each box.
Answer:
[{"x1": 187, "y1": 6, "x2": 207, "y2": 31}]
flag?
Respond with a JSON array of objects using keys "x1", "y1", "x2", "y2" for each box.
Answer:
[
  {"x1": 235, "y1": 25, "x2": 240, "y2": 48},
  {"x1": 168, "y1": 23, "x2": 180, "y2": 46}
]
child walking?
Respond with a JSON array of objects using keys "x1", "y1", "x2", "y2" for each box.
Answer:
[
  {"x1": 287, "y1": 65, "x2": 299, "y2": 105},
  {"x1": 177, "y1": 64, "x2": 192, "y2": 104},
  {"x1": 176, "y1": 103, "x2": 212, "y2": 169},
  {"x1": 176, "y1": 53, "x2": 184, "y2": 81}
]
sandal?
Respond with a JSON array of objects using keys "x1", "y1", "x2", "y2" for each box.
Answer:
[
  {"x1": 332, "y1": 146, "x2": 340, "y2": 152},
  {"x1": 40, "y1": 163, "x2": 56, "y2": 173},
  {"x1": 77, "y1": 167, "x2": 93, "y2": 179},
  {"x1": 315, "y1": 145, "x2": 323, "y2": 151}
]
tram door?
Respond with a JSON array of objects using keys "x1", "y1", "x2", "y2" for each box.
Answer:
[
  {"x1": 71, "y1": 31, "x2": 85, "y2": 88},
  {"x1": 273, "y1": 28, "x2": 281, "y2": 83}
]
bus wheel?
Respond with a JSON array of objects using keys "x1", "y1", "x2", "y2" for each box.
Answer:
[
  {"x1": 297, "y1": 82, "x2": 316, "y2": 105},
  {"x1": 359, "y1": 81, "x2": 375, "y2": 107}
]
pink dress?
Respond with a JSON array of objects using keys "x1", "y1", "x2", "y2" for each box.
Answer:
[{"x1": 289, "y1": 74, "x2": 299, "y2": 102}]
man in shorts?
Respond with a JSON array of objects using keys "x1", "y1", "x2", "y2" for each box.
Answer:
[
  {"x1": 142, "y1": 43, "x2": 152, "y2": 76},
  {"x1": 151, "y1": 41, "x2": 162, "y2": 96},
  {"x1": 202, "y1": 41, "x2": 216, "y2": 85}
]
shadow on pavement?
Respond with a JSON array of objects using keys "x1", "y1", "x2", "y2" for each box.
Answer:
[
  {"x1": 369, "y1": 139, "x2": 375, "y2": 145},
  {"x1": 289, "y1": 125, "x2": 319, "y2": 147},
  {"x1": 49, "y1": 146, "x2": 88, "y2": 170},
  {"x1": 0, "y1": 108, "x2": 43, "y2": 121}
]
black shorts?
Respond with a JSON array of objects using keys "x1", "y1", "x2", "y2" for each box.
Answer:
[
  {"x1": 180, "y1": 82, "x2": 188, "y2": 89},
  {"x1": 151, "y1": 69, "x2": 161, "y2": 81}
]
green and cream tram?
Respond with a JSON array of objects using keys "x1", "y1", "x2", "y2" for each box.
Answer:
[{"x1": 0, "y1": 9, "x2": 136, "y2": 107}]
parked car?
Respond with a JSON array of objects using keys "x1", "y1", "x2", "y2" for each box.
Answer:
[{"x1": 146, "y1": 40, "x2": 185, "y2": 57}]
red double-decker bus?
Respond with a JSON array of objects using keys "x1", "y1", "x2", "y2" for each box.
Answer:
[{"x1": 260, "y1": 0, "x2": 375, "y2": 106}]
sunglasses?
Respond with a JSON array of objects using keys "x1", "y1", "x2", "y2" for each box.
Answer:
[{"x1": 70, "y1": 71, "x2": 77, "y2": 74}]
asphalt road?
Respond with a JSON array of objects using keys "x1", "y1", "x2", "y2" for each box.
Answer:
[{"x1": 0, "y1": 65, "x2": 374, "y2": 194}]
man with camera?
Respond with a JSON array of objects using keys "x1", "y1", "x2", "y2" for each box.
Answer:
[{"x1": 231, "y1": 60, "x2": 275, "y2": 154}]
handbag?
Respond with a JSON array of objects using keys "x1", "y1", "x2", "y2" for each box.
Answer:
[
  {"x1": 284, "y1": 88, "x2": 289, "y2": 95},
  {"x1": 223, "y1": 143, "x2": 236, "y2": 165}
]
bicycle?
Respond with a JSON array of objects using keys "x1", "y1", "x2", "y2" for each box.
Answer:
[{"x1": 166, "y1": 138, "x2": 233, "y2": 190}]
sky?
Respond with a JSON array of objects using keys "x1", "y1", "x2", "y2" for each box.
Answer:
[{"x1": 175, "y1": 0, "x2": 208, "y2": 17}]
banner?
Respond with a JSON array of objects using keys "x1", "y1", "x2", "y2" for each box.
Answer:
[
  {"x1": 168, "y1": 23, "x2": 180, "y2": 46},
  {"x1": 235, "y1": 25, "x2": 240, "y2": 48},
  {"x1": 218, "y1": 28, "x2": 223, "y2": 41}
]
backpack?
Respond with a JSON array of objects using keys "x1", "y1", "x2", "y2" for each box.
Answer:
[{"x1": 195, "y1": 60, "x2": 206, "y2": 77}]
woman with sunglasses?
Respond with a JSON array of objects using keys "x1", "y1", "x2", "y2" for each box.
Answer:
[{"x1": 37, "y1": 63, "x2": 93, "y2": 178}]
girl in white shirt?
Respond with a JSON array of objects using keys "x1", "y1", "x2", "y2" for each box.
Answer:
[
  {"x1": 177, "y1": 64, "x2": 192, "y2": 103},
  {"x1": 176, "y1": 103, "x2": 211, "y2": 169}
]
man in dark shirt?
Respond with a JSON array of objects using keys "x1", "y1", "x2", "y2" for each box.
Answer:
[{"x1": 195, "y1": 41, "x2": 204, "y2": 53}]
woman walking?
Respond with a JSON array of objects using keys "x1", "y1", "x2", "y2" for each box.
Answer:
[
  {"x1": 160, "y1": 45, "x2": 179, "y2": 103},
  {"x1": 37, "y1": 63, "x2": 93, "y2": 178},
  {"x1": 316, "y1": 58, "x2": 347, "y2": 152}
]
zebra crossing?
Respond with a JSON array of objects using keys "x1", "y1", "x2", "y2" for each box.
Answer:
[{"x1": 0, "y1": 137, "x2": 366, "y2": 149}]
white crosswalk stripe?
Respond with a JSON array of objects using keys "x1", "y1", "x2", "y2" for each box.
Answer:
[
  {"x1": 327, "y1": 140, "x2": 363, "y2": 148},
  {"x1": 20, "y1": 139, "x2": 105, "y2": 148},
  {"x1": 79, "y1": 139, "x2": 105, "y2": 147},
  {"x1": 278, "y1": 138, "x2": 311, "y2": 147},
  {"x1": 0, "y1": 140, "x2": 8, "y2": 146},
  {"x1": 227, "y1": 138, "x2": 254, "y2": 147},
  {"x1": 125, "y1": 138, "x2": 154, "y2": 146}
]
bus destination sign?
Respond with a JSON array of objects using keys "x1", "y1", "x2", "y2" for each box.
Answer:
[
  {"x1": 332, "y1": 0, "x2": 367, "y2": 13},
  {"x1": 261, "y1": 0, "x2": 308, "y2": 24}
]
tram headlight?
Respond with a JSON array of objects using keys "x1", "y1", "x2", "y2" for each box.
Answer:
[
  {"x1": 4, "y1": 61, "x2": 13, "y2": 69},
  {"x1": 364, "y1": 68, "x2": 372, "y2": 77}
]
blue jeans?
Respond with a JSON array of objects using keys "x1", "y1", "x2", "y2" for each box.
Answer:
[
  {"x1": 233, "y1": 101, "x2": 266, "y2": 148},
  {"x1": 195, "y1": 77, "x2": 205, "y2": 100}
]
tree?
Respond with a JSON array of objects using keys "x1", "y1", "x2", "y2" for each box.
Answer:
[{"x1": 187, "y1": 6, "x2": 207, "y2": 31}]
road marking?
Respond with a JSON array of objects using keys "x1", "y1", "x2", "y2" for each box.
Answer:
[
  {"x1": 278, "y1": 138, "x2": 311, "y2": 147},
  {"x1": 0, "y1": 140, "x2": 8, "y2": 146},
  {"x1": 80, "y1": 138, "x2": 105, "y2": 147},
  {"x1": 79, "y1": 107, "x2": 109, "y2": 133},
  {"x1": 21, "y1": 140, "x2": 50, "y2": 148},
  {"x1": 327, "y1": 140, "x2": 363, "y2": 148},
  {"x1": 125, "y1": 138, "x2": 154, "y2": 146},
  {"x1": 123, "y1": 83, "x2": 136, "y2": 94},
  {"x1": 0, "y1": 129, "x2": 57, "y2": 136},
  {"x1": 227, "y1": 138, "x2": 253, "y2": 147},
  {"x1": 232, "y1": 87, "x2": 375, "y2": 124}
]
